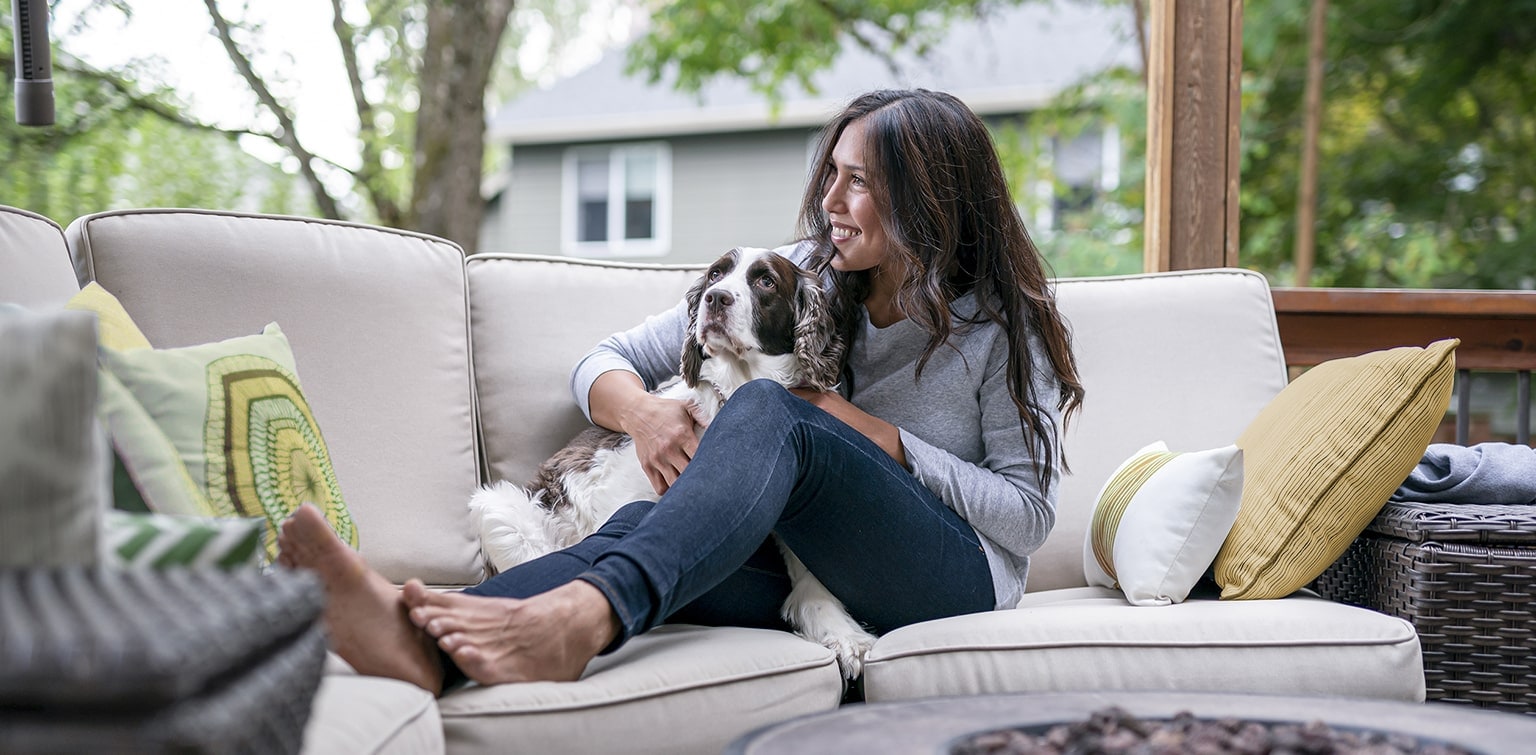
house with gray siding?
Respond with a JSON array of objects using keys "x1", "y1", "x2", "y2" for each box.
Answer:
[{"x1": 479, "y1": 2, "x2": 1138, "y2": 264}]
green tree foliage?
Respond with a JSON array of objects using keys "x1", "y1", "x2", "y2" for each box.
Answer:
[
  {"x1": 0, "y1": 14, "x2": 309, "y2": 224},
  {"x1": 1, "y1": 1, "x2": 595, "y2": 248},
  {"x1": 628, "y1": 0, "x2": 986, "y2": 103},
  {"x1": 1242, "y1": 0, "x2": 1536, "y2": 289},
  {"x1": 946, "y1": 0, "x2": 1536, "y2": 288}
]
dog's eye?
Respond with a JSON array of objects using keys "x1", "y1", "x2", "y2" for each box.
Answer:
[
  {"x1": 707, "y1": 268, "x2": 723, "y2": 282},
  {"x1": 755, "y1": 275, "x2": 775, "y2": 291}
]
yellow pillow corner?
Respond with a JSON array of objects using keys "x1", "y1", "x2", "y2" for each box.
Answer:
[
  {"x1": 66, "y1": 281, "x2": 153, "y2": 351},
  {"x1": 1214, "y1": 338, "x2": 1458, "y2": 600}
]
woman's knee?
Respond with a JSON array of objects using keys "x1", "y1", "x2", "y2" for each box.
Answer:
[
  {"x1": 734, "y1": 378, "x2": 796, "y2": 404},
  {"x1": 600, "y1": 500, "x2": 655, "y2": 533},
  {"x1": 716, "y1": 378, "x2": 800, "y2": 421}
]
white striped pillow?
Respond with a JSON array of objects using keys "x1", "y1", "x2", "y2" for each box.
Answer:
[
  {"x1": 105, "y1": 510, "x2": 266, "y2": 570},
  {"x1": 1084, "y1": 441, "x2": 1245, "y2": 606}
]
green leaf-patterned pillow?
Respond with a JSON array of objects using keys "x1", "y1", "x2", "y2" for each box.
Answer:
[
  {"x1": 99, "y1": 323, "x2": 359, "y2": 560},
  {"x1": 105, "y1": 510, "x2": 266, "y2": 570}
]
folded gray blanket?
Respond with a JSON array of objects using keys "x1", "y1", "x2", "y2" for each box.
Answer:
[{"x1": 1392, "y1": 442, "x2": 1536, "y2": 504}]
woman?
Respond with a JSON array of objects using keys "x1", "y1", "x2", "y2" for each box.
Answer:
[{"x1": 278, "y1": 88, "x2": 1084, "y2": 694}]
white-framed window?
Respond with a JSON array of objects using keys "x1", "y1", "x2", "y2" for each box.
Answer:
[
  {"x1": 1032, "y1": 124, "x2": 1122, "y2": 232},
  {"x1": 561, "y1": 143, "x2": 671, "y2": 258}
]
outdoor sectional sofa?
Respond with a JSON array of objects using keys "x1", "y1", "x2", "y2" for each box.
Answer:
[{"x1": 1, "y1": 205, "x2": 1428, "y2": 754}]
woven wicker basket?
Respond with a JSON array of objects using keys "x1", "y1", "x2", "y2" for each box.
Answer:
[{"x1": 1314, "y1": 500, "x2": 1536, "y2": 715}]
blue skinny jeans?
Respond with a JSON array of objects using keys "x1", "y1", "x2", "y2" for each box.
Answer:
[{"x1": 462, "y1": 379, "x2": 995, "y2": 651}]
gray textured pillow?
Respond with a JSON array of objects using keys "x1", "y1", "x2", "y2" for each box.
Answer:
[{"x1": 0, "y1": 304, "x2": 110, "y2": 567}]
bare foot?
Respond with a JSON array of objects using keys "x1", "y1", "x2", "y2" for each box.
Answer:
[
  {"x1": 401, "y1": 580, "x2": 619, "y2": 685},
  {"x1": 278, "y1": 503, "x2": 444, "y2": 695}
]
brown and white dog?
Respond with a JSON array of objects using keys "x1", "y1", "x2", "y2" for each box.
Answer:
[{"x1": 468, "y1": 246, "x2": 878, "y2": 679}]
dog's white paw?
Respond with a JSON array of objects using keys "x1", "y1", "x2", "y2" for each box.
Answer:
[
  {"x1": 780, "y1": 583, "x2": 878, "y2": 680},
  {"x1": 813, "y1": 623, "x2": 877, "y2": 681},
  {"x1": 777, "y1": 546, "x2": 878, "y2": 681}
]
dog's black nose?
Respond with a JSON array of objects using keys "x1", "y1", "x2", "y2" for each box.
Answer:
[{"x1": 705, "y1": 289, "x2": 734, "y2": 310}]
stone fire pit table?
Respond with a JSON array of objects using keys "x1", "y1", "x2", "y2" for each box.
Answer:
[{"x1": 726, "y1": 691, "x2": 1536, "y2": 754}]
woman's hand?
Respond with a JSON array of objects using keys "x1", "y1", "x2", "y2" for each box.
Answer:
[
  {"x1": 588, "y1": 371, "x2": 700, "y2": 495},
  {"x1": 621, "y1": 393, "x2": 700, "y2": 495},
  {"x1": 790, "y1": 388, "x2": 908, "y2": 468}
]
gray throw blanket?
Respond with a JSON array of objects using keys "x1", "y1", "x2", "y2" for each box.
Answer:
[{"x1": 1392, "y1": 442, "x2": 1536, "y2": 504}]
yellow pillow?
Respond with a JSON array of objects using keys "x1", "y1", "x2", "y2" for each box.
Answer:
[
  {"x1": 65, "y1": 282, "x2": 152, "y2": 351},
  {"x1": 1214, "y1": 338, "x2": 1458, "y2": 599}
]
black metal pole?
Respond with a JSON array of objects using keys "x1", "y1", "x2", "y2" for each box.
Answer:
[{"x1": 12, "y1": 0, "x2": 55, "y2": 126}]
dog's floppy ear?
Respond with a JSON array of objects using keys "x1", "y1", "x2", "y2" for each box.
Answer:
[
  {"x1": 680, "y1": 268, "x2": 710, "y2": 387},
  {"x1": 792, "y1": 269, "x2": 844, "y2": 391},
  {"x1": 681, "y1": 337, "x2": 706, "y2": 388}
]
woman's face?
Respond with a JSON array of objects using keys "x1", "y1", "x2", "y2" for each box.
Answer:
[{"x1": 821, "y1": 118, "x2": 891, "y2": 275}]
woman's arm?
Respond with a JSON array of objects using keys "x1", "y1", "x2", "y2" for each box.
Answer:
[
  {"x1": 589, "y1": 370, "x2": 698, "y2": 494},
  {"x1": 570, "y1": 295, "x2": 691, "y2": 422},
  {"x1": 571, "y1": 294, "x2": 698, "y2": 495},
  {"x1": 790, "y1": 388, "x2": 907, "y2": 468},
  {"x1": 903, "y1": 333, "x2": 1061, "y2": 560}
]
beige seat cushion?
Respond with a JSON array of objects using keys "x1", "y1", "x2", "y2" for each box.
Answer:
[
  {"x1": 862, "y1": 587, "x2": 1424, "y2": 703},
  {"x1": 438, "y1": 625, "x2": 842, "y2": 755},
  {"x1": 302, "y1": 668, "x2": 444, "y2": 755},
  {"x1": 67, "y1": 210, "x2": 482, "y2": 585}
]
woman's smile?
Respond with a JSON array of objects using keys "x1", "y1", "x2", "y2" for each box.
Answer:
[{"x1": 830, "y1": 223, "x2": 862, "y2": 243}]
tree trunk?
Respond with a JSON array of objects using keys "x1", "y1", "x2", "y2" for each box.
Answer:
[
  {"x1": 1131, "y1": 0, "x2": 1148, "y2": 84},
  {"x1": 1294, "y1": 0, "x2": 1327, "y2": 287},
  {"x1": 411, "y1": 2, "x2": 516, "y2": 252}
]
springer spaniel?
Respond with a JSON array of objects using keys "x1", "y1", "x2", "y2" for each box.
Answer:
[{"x1": 469, "y1": 246, "x2": 878, "y2": 679}]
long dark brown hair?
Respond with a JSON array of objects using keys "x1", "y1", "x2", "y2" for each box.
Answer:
[{"x1": 798, "y1": 89, "x2": 1085, "y2": 496}]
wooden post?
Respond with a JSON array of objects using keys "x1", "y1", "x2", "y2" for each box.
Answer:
[{"x1": 1144, "y1": 0, "x2": 1244, "y2": 272}]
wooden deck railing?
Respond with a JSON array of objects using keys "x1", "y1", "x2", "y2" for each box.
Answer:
[{"x1": 1271, "y1": 287, "x2": 1536, "y2": 445}]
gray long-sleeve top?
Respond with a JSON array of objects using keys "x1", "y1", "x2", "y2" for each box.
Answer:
[{"x1": 570, "y1": 242, "x2": 1061, "y2": 609}]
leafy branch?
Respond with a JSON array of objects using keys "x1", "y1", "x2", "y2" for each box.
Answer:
[{"x1": 200, "y1": 0, "x2": 342, "y2": 219}]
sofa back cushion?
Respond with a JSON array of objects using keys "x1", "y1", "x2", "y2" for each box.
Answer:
[
  {"x1": 0, "y1": 206, "x2": 80, "y2": 308},
  {"x1": 466, "y1": 254, "x2": 701, "y2": 485},
  {"x1": 1037, "y1": 269, "x2": 1288, "y2": 591},
  {"x1": 66, "y1": 210, "x2": 482, "y2": 585}
]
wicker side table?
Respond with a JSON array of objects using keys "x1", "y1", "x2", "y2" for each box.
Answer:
[
  {"x1": 0, "y1": 567, "x2": 327, "y2": 753},
  {"x1": 1313, "y1": 500, "x2": 1536, "y2": 714}
]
